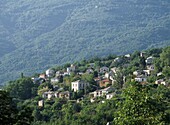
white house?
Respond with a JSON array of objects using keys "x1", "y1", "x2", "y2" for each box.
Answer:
[
  {"x1": 157, "y1": 72, "x2": 163, "y2": 76},
  {"x1": 105, "y1": 72, "x2": 110, "y2": 79},
  {"x1": 89, "y1": 87, "x2": 115, "y2": 98},
  {"x1": 140, "y1": 52, "x2": 146, "y2": 57},
  {"x1": 90, "y1": 90, "x2": 103, "y2": 98},
  {"x1": 46, "y1": 69, "x2": 55, "y2": 77},
  {"x1": 56, "y1": 71, "x2": 62, "y2": 77},
  {"x1": 114, "y1": 57, "x2": 121, "y2": 62},
  {"x1": 124, "y1": 54, "x2": 131, "y2": 58},
  {"x1": 147, "y1": 65, "x2": 155, "y2": 71},
  {"x1": 133, "y1": 70, "x2": 142, "y2": 76},
  {"x1": 71, "y1": 80, "x2": 89, "y2": 92},
  {"x1": 67, "y1": 64, "x2": 76, "y2": 73},
  {"x1": 106, "y1": 93, "x2": 115, "y2": 100},
  {"x1": 145, "y1": 56, "x2": 154, "y2": 64},
  {"x1": 135, "y1": 75, "x2": 147, "y2": 82},
  {"x1": 38, "y1": 100, "x2": 44, "y2": 107},
  {"x1": 143, "y1": 70, "x2": 151, "y2": 76},
  {"x1": 63, "y1": 72, "x2": 70, "y2": 76},
  {"x1": 42, "y1": 91, "x2": 54, "y2": 100},
  {"x1": 155, "y1": 79, "x2": 167, "y2": 86},
  {"x1": 51, "y1": 77, "x2": 59, "y2": 83}
]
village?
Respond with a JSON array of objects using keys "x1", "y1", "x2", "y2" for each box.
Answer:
[
  {"x1": 31, "y1": 51, "x2": 169, "y2": 107},
  {"x1": 1, "y1": 47, "x2": 170, "y2": 125}
]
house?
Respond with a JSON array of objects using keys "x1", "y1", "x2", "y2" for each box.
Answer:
[
  {"x1": 38, "y1": 100, "x2": 44, "y2": 107},
  {"x1": 157, "y1": 72, "x2": 163, "y2": 76},
  {"x1": 147, "y1": 65, "x2": 155, "y2": 71},
  {"x1": 105, "y1": 71, "x2": 114, "y2": 79},
  {"x1": 77, "y1": 72, "x2": 84, "y2": 75},
  {"x1": 133, "y1": 70, "x2": 142, "y2": 76},
  {"x1": 135, "y1": 75, "x2": 147, "y2": 82},
  {"x1": 99, "y1": 79, "x2": 112, "y2": 88},
  {"x1": 94, "y1": 77, "x2": 102, "y2": 82},
  {"x1": 51, "y1": 77, "x2": 59, "y2": 83},
  {"x1": 145, "y1": 56, "x2": 154, "y2": 64},
  {"x1": 77, "y1": 97, "x2": 84, "y2": 103},
  {"x1": 143, "y1": 70, "x2": 151, "y2": 76},
  {"x1": 102, "y1": 86, "x2": 115, "y2": 94},
  {"x1": 124, "y1": 54, "x2": 131, "y2": 58},
  {"x1": 90, "y1": 90, "x2": 103, "y2": 98},
  {"x1": 106, "y1": 93, "x2": 115, "y2": 100},
  {"x1": 140, "y1": 52, "x2": 146, "y2": 57},
  {"x1": 67, "y1": 64, "x2": 76, "y2": 73},
  {"x1": 86, "y1": 69, "x2": 94, "y2": 74},
  {"x1": 94, "y1": 77, "x2": 102, "y2": 85},
  {"x1": 42, "y1": 91, "x2": 54, "y2": 100},
  {"x1": 155, "y1": 79, "x2": 167, "y2": 86},
  {"x1": 46, "y1": 69, "x2": 55, "y2": 77},
  {"x1": 90, "y1": 87, "x2": 115, "y2": 98},
  {"x1": 59, "y1": 91, "x2": 70, "y2": 99},
  {"x1": 63, "y1": 72, "x2": 70, "y2": 76},
  {"x1": 39, "y1": 74, "x2": 47, "y2": 79},
  {"x1": 114, "y1": 57, "x2": 121, "y2": 63},
  {"x1": 100, "y1": 66, "x2": 109, "y2": 73},
  {"x1": 90, "y1": 98, "x2": 96, "y2": 103},
  {"x1": 71, "y1": 80, "x2": 89, "y2": 92},
  {"x1": 105, "y1": 72, "x2": 110, "y2": 79},
  {"x1": 56, "y1": 71, "x2": 62, "y2": 77},
  {"x1": 32, "y1": 77, "x2": 45, "y2": 84}
]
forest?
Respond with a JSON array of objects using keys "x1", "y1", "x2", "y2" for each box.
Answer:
[{"x1": 0, "y1": 0, "x2": 170, "y2": 84}]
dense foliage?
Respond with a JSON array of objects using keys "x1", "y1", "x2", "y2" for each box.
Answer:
[
  {"x1": 0, "y1": 90, "x2": 33, "y2": 125},
  {"x1": 0, "y1": 0, "x2": 170, "y2": 84}
]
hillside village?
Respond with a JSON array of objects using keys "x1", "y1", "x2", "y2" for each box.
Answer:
[
  {"x1": 30, "y1": 48, "x2": 170, "y2": 107},
  {"x1": 1, "y1": 46, "x2": 170, "y2": 125}
]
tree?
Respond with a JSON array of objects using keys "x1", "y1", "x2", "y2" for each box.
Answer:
[
  {"x1": 0, "y1": 90, "x2": 17, "y2": 125},
  {"x1": 0, "y1": 90, "x2": 33, "y2": 125},
  {"x1": 162, "y1": 66, "x2": 170, "y2": 79},
  {"x1": 5, "y1": 78, "x2": 37, "y2": 100},
  {"x1": 114, "y1": 82, "x2": 169, "y2": 125},
  {"x1": 139, "y1": 57, "x2": 146, "y2": 69},
  {"x1": 112, "y1": 69, "x2": 125, "y2": 89},
  {"x1": 160, "y1": 46, "x2": 170, "y2": 67},
  {"x1": 81, "y1": 73, "x2": 94, "y2": 84},
  {"x1": 15, "y1": 106, "x2": 33, "y2": 125}
]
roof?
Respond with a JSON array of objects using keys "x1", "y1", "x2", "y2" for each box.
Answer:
[{"x1": 102, "y1": 79, "x2": 110, "y2": 82}]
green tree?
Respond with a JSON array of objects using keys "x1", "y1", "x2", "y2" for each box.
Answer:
[
  {"x1": 162, "y1": 66, "x2": 170, "y2": 79},
  {"x1": 81, "y1": 73, "x2": 94, "y2": 84},
  {"x1": 160, "y1": 46, "x2": 170, "y2": 67},
  {"x1": 112, "y1": 69, "x2": 125, "y2": 89},
  {"x1": 5, "y1": 78, "x2": 37, "y2": 100},
  {"x1": 15, "y1": 106, "x2": 33, "y2": 125},
  {"x1": 114, "y1": 82, "x2": 169, "y2": 125},
  {"x1": 0, "y1": 90, "x2": 17, "y2": 125},
  {"x1": 0, "y1": 90, "x2": 34, "y2": 125}
]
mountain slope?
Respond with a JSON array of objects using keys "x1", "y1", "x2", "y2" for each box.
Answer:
[{"x1": 0, "y1": 0, "x2": 170, "y2": 84}]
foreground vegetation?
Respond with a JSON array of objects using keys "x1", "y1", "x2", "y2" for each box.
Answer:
[{"x1": 0, "y1": 46, "x2": 170, "y2": 125}]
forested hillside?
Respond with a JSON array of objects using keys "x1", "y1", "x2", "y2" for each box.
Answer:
[{"x1": 0, "y1": 0, "x2": 170, "y2": 84}]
